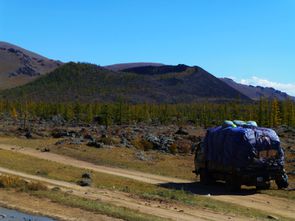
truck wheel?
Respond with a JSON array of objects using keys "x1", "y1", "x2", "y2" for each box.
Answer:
[
  {"x1": 275, "y1": 174, "x2": 289, "y2": 189},
  {"x1": 199, "y1": 169, "x2": 213, "y2": 185},
  {"x1": 226, "y1": 176, "x2": 241, "y2": 192},
  {"x1": 256, "y1": 182, "x2": 270, "y2": 190}
]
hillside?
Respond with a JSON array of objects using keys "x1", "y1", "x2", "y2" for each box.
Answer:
[
  {"x1": 0, "y1": 62, "x2": 250, "y2": 103},
  {"x1": 0, "y1": 41, "x2": 61, "y2": 90},
  {"x1": 104, "y1": 62, "x2": 164, "y2": 71},
  {"x1": 221, "y1": 77, "x2": 295, "y2": 101}
]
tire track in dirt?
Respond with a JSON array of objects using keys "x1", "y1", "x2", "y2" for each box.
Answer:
[
  {"x1": 214, "y1": 194, "x2": 295, "y2": 220},
  {"x1": 0, "y1": 166, "x2": 247, "y2": 221},
  {"x1": 0, "y1": 144, "x2": 189, "y2": 184},
  {"x1": 0, "y1": 144, "x2": 294, "y2": 220}
]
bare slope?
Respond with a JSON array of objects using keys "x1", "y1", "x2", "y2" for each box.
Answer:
[{"x1": 0, "y1": 41, "x2": 61, "y2": 90}]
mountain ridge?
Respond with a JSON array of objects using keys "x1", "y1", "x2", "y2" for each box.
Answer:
[
  {"x1": 105, "y1": 62, "x2": 164, "y2": 71},
  {"x1": 0, "y1": 62, "x2": 251, "y2": 103},
  {"x1": 221, "y1": 77, "x2": 295, "y2": 101},
  {"x1": 1, "y1": 41, "x2": 293, "y2": 103}
]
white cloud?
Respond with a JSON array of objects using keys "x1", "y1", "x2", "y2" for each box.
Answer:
[{"x1": 239, "y1": 76, "x2": 295, "y2": 96}]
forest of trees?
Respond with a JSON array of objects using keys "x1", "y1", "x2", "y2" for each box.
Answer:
[{"x1": 0, "y1": 98, "x2": 294, "y2": 128}]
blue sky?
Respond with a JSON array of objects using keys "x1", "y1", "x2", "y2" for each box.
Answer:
[{"x1": 1, "y1": 0, "x2": 295, "y2": 95}]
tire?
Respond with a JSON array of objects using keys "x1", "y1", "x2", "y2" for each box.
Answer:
[
  {"x1": 226, "y1": 175, "x2": 241, "y2": 192},
  {"x1": 275, "y1": 174, "x2": 289, "y2": 189},
  {"x1": 256, "y1": 182, "x2": 271, "y2": 190},
  {"x1": 199, "y1": 169, "x2": 213, "y2": 185}
]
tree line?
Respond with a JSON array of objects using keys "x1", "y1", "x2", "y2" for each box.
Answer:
[{"x1": 0, "y1": 99, "x2": 294, "y2": 128}]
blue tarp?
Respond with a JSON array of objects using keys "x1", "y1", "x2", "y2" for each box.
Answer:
[{"x1": 204, "y1": 125, "x2": 284, "y2": 168}]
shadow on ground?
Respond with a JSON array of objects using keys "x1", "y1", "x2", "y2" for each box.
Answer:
[{"x1": 159, "y1": 181, "x2": 257, "y2": 196}]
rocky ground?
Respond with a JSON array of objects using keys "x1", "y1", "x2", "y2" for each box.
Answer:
[
  {"x1": 0, "y1": 118, "x2": 294, "y2": 179},
  {"x1": 276, "y1": 126, "x2": 295, "y2": 178},
  {"x1": 0, "y1": 118, "x2": 205, "y2": 155}
]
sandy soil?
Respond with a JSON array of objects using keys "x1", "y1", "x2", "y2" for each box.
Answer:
[{"x1": 0, "y1": 144, "x2": 294, "y2": 220}]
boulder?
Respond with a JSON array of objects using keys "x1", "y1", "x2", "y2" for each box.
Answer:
[
  {"x1": 25, "y1": 131, "x2": 33, "y2": 139},
  {"x1": 40, "y1": 147, "x2": 50, "y2": 152},
  {"x1": 78, "y1": 172, "x2": 92, "y2": 186},
  {"x1": 51, "y1": 129, "x2": 70, "y2": 138},
  {"x1": 87, "y1": 140, "x2": 104, "y2": 148}
]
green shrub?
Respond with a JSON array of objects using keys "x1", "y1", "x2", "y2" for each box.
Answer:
[
  {"x1": 131, "y1": 137, "x2": 153, "y2": 151},
  {"x1": 168, "y1": 143, "x2": 178, "y2": 154},
  {"x1": 98, "y1": 136, "x2": 115, "y2": 145},
  {"x1": 175, "y1": 140, "x2": 191, "y2": 154},
  {"x1": 27, "y1": 182, "x2": 48, "y2": 191}
]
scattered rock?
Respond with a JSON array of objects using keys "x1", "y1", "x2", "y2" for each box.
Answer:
[
  {"x1": 82, "y1": 172, "x2": 91, "y2": 179},
  {"x1": 144, "y1": 134, "x2": 174, "y2": 152},
  {"x1": 135, "y1": 151, "x2": 147, "y2": 161},
  {"x1": 87, "y1": 141, "x2": 104, "y2": 148},
  {"x1": 0, "y1": 214, "x2": 6, "y2": 219},
  {"x1": 51, "y1": 129, "x2": 70, "y2": 138},
  {"x1": 266, "y1": 215, "x2": 279, "y2": 220},
  {"x1": 25, "y1": 131, "x2": 33, "y2": 139},
  {"x1": 175, "y1": 127, "x2": 189, "y2": 135},
  {"x1": 78, "y1": 172, "x2": 92, "y2": 186},
  {"x1": 8, "y1": 48, "x2": 17, "y2": 53},
  {"x1": 69, "y1": 138, "x2": 83, "y2": 145},
  {"x1": 51, "y1": 186, "x2": 61, "y2": 191},
  {"x1": 287, "y1": 171, "x2": 295, "y2": 175},
  {"x1": 55, "y1": 140, "x2": 66, "y2": 145},
  {"x1": 120, "y1": 137, "x2": 129, "y2": 147},
  {"x1": 35, "y1": 170, "x2": 48, "y2": 176},
  {"x1": 84, "y1": 134, "x2": 94, "y2": 141},
  {"x1": 51, "y1": 115, "x2": 66, "y2": 125},
  {"x1": 40, "y1": 147, "x2": 50, "y2": 152}
]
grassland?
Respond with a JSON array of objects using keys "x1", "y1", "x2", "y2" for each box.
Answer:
[
  {"x1": 0, "y1": 136, "x2": 196, "y2": 180},
  {"x1": 0, "y1": 136, "x2": 293, "y2": 200},
  {"x1": 0, "y1": 148, "x2": 292, "y2": 221},
  {"x1": 32, "y1": 190, "x2": 166, "y2": 221},
  {"x1": 0, "y1": 175, "x2": 167, "y2": 221}
]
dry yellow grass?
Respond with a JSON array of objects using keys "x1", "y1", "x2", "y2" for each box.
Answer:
[
  {"x1": 0, "y1": 148, "x2": 288, "y2": 220},
  {"x1": 0, "y1": 174, "x2": 48, "y2": 191},
  {"x1": 0, "y1": 136, "x2": 196, "y2": 180},
  {"x1": 0, "y1": 136, "x2": 293, "y2": 202}
]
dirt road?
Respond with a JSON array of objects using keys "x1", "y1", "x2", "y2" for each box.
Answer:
[
  {"x1": 0, "y1": 144, "x2": 294, "y2": 220},
  {"x1": 0, "y1": 144, "x2": 189, "y2": 185},
  {"x1": 0, "y1": 166, "x2": 247, "y2": 221}
]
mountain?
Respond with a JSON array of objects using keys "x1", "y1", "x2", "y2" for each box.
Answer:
[
  {"x1": 104, "y1": 62, "x2": 164, "y2": 71},
  {"x1": 221, "y1": 77, "x2": 295, "y2": 101},
  {"x1": 0, "y1": 62, "x2": 250, "y2": 103},
  {"x1": 0, "y1": 41, "x2": 61, "y2": 90}
]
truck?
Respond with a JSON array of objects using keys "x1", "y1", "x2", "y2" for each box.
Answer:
[{"x1": 194, "y1": 121, "x2": 289, "y2": 191}]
